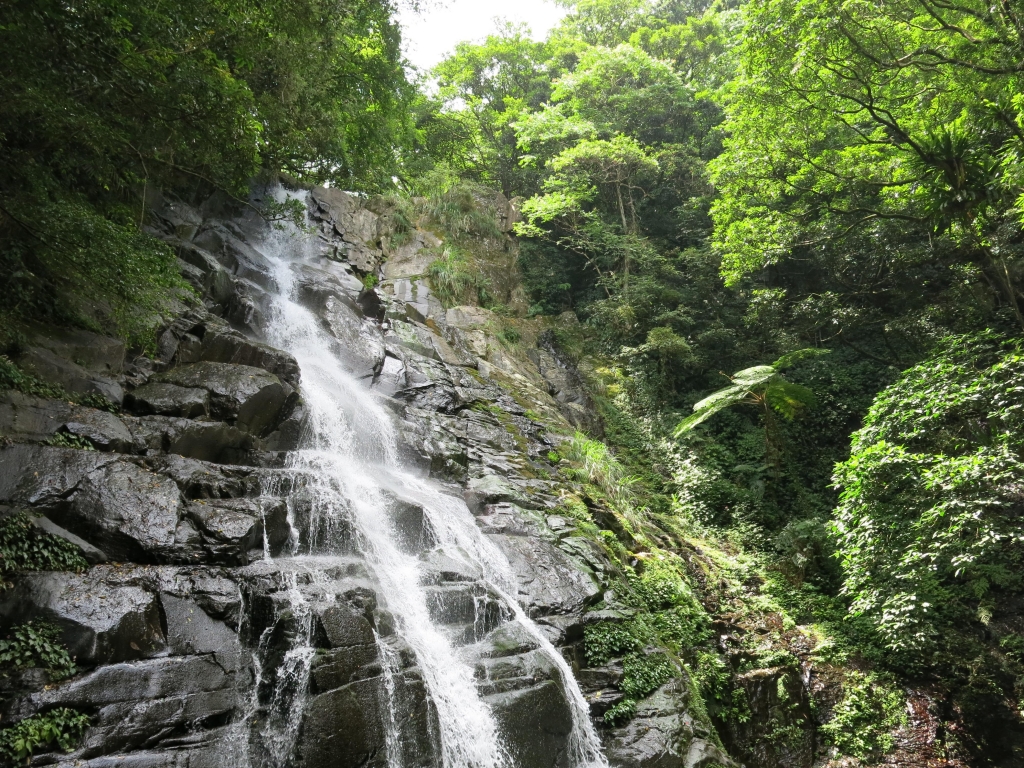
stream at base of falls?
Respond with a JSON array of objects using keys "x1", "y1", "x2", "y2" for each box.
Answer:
[{"x1": 227, "y1": 196, "x2": 609, "y2": 768}]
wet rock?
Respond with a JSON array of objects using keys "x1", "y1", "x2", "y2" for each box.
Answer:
[
  {"x1": 142, "y1": 455, "x2": 259, "y2": 500},
  {"x1": 0, "y1": 444, "x2": 116, "y2": 506},
  {"x1": 185, "y1": 499, "x2": 262, "y2": 564},
  {"x1": 193, "y1": 223, "x2": 276, "y2": 290},
  {"x1": 30, "y1": 513, "x2": 109, "y2": 563},
  {"x1": 175, "y1": 241, "x2": 235, "y2": 304},
  {"x1": 464, "y1": 474, "x2": 533, "y2": 514},
  {"x1": 56, "y1": 461, "x2": 184, "y2": 562},
  {"x1": 487, "y1": 678, "x2": 573, "y2": 768},
  {"x1": 0, "y1": 391, "x2": 73, "y2": 442},
  {"x1": 153, "y1": 362, "x2": 294, "y2": 436},
  {"x1": 126, "y1": 383, "x2": 209, "y2": 419},
  {"x1": 16, "y1": 345, "x2": 124, "y2": 405},
  {"x1": 299, "y1": 678, "x2": 388, "y2": 768},
  {"x1": 21, "y1": 322, "x2": 126, "y2": 377},
  {"x1": 0, "y1": 569, "x2": 166, "y2": 665},
  {"x1": 126, "y1": 415, "x2": 255, "y2": 463},
  {"x1": 61, "y1": 408, "x2": 135, "y2": 452},
  {"x1": 602, "y1": 678, "x2": 736, "y2": 768},
  {"x1": 197, "y1": 324, "x2": 300, "y2": 387},
  {"x1": 11, "y1": 655, "x2": 237, "y2": 760},
  {"x1": 492, "y1": 533, "x2": 602, "y2": 620},
  {"x1": 161, "y1": 593, "x2": 242, "y2": 672}
]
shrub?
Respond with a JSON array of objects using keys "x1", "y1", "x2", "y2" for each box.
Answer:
[
  {"x1": 0, "y1": 708, "x2": 90, "y2": 763},
  {"x1": 832, "y1": 334, "x2": 1024, "y2": 651},
  {"x1": 819, "y1": 672, "x2": 906, "y2": 759},
  {"x1": 0, "y1": 621, "x2": 76, "y2": 681}
]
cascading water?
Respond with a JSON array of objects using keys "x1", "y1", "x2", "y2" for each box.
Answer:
[{"x1": 245, "y1": 192, "x2": 609, "y2": 768}]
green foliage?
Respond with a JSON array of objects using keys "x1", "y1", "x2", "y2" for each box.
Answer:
[
  {"x1": 675, "y1": 350, "x2": 827, "y2": 434},
  {"x1": 0, "y1": 0, "x2": 408, "y2": 342},
  {"x1": 0, "y1": 357, "x2": 119, "y2": 413},
  {"x1": 427, "y1": 247, "x2": 489, "y2": 308},
  {"x1": 0, "y1": 708, "x2": 90, "y2": 763},
  {"x1": 0, "y1": 512, "x2": 89, "y2": 582},
  {"x1": 44, "y1": 433, "x2": 96, "y2": 451},
  {"x1": 0, "y1": 622, "x2": 76, "y2": 681},
  {"x1": 819, "y1": 672, "x2": 906, "y2": 760},
  {"x1": 832, "y1": 335, "x2": 1024, "y2": 651}
]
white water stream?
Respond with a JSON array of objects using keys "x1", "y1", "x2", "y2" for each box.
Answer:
[{"x1": 246, "y1": 199, "x2": 608, "y2": 768}]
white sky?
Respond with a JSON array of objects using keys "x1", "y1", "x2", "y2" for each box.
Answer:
[{"x1": 397, "y1": 0, "x2": 568, "y2": 73}]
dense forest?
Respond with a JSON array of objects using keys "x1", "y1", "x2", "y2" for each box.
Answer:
[{"x1": 2, "y1": 0, "x2": 1024, "y2": 765}]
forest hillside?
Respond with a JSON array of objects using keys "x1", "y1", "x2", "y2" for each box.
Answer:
[{"x1": 2, "y1": 1, "x2": 1024, "y2": 767}]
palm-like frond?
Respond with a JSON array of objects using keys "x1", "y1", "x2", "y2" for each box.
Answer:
[{"x1": 765, "y1": 380, "x2": 816, "y2": 419}]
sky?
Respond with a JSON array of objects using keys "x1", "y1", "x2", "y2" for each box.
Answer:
[{"x1": 397, "y1": 0, "x2": 568, "y2": 73}]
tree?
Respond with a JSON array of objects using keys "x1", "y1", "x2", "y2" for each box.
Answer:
[
  {"x1": 710, "y1": 0, "x2": 1024, "y2": 341},
  {"x1": 675, "y1": 349, "x2": 827, "y2": 467},
  {"x1": 432, "y1": 24, "x2": 551, "y2": 197},
  {"x1": 0, "y1": 0, "x2": 409, "y2": 344}
]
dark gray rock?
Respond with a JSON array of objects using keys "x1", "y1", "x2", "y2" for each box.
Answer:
[
  {"x1": 487, "y1": 679, "x2": 573, "y2": 768},
  {"x1": 56, "y1": 461, "x2": 184, "y2": 562},
  {"x1": 0, "y1": 444, "x2": 116, "y2": 506},
  {"x1": 161, "y1": 593, "x2": 242, "y2": 672},
  {"x1": 61, "y1": 408, "x2": 135, "y2": 453},
  {"x1": 12, "y1": 656, "x2": 237, "y2": 760},
  {"x1": 126, "y1": 383, "x2": 209, "y2": 419},
  {"x1": 16, "y1": 346, "x2": 124, "y2": 405},
  {"x1": 153, "y1": 362, "x2": 294, "y2": 436},
  {"x1": 30, "y1": 513, "x2": 109, "y2": 564},
  {"x1": 0, "y1": 569, "x2": 166, "y2": 665},
  {"x1": 0, "y1": 391, "x2": 72, "y2": 442},
  {"x1": 299, "y1": 678, "x2": 388, "y2": 768},
  {"x1": 142, "y1": 455, "x2": 258, "y2": 500},
  {"x1": 125, "y1": 416, "x2": 254, "y2": 463},
  {"x1": 602, "y1": 679, "x2": 735, "y2": 768}
]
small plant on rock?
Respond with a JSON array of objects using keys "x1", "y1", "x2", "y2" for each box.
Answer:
[
  {"x1": 0, "y1": 512, "x2": 88, "y2": 586},
  {"x1": 0, "y1": 621, "x2": 76, "y2": 681},
  {"x1": 0, "y1": 708, "x2": 90, "y2": 764}
]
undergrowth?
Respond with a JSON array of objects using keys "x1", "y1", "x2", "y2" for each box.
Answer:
[
  {"x1": 0, "y1": 356, "x2": 118, "y2": 412},
  {"x1": 0, "y1": 708, "x2": 89, "y2": 764},
  {"x1": 0, "y1": 512, "x2": 89, "y2": 586},
  {"x1": 0, "y1": 621, "x2": 76, "y2": 681}
]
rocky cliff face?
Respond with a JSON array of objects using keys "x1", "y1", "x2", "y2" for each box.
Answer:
[{"x1": 0, "y1": 188, "x2": 730, "y2": 768}]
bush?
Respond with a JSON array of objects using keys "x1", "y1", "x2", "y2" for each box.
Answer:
[
  {"x1": 831, "y1": 334, "x2": 1024, "y2": 651},
  {"x1": 819, "y1": 672, "x2": 906, "y2": 759},
  {"x1": 0, "y1": 512, "x2": 89, "y2": 583},
  {"x1": 0, "y1": 708, "x2": 89, "y2": 764},
  {"x1": 0, "y1": 621, "x2": 76, "y2": 681}
]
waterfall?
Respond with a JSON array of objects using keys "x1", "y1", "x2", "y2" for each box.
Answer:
[{"x1": 245, "y1": 194, "x2": 609, "y2": 768}]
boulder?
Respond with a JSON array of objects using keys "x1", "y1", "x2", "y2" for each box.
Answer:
[
  {"x1": 161, "y1": 593, "x2": 242, "y2": 672},
  {"x1": 185, "y1": 498, "x2": 265, "y2": 564},
  {"x1": 602, "y1": 679, "x2": 736, "y2": 768},
  {"x1": 56, "y1": 461, "x2": 184, "y2": 562},
  {"x1": 126, "y1": 416, "x2": 254, "y2": 463},
  {"x1": 61, "y1": 408, "x2": 135, "y2": 452},
  {"x1": 16, "y1": 346, "x2": 124, "y2": 405},
  {"x1": 0, "y1": 569, "x2": 165, "y2": 665},
  {"x1": 125, "y1": 383, "x2": 209, "y2": 419},
  {"x1": 0, "y1": 444, "x2": 116, "y2": 506},
  {"x1": 298, "y1": 678, "x2": 388, "y2": 768},
  {"x1": 153, "y1": 362, "x2": 294, "y2": 436},
  {"x1": 487, "y1": 679, "x2": 573, "y2": 768},
  {"x1": 31, "y1": 513, "x2": 109, "y2": 563},
  {"x1": 0, "y1": 391, "x2": 73, "y2": 442},
  {"x1": 11, "y1": 655, "x2": 237, "y2": 760}
]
